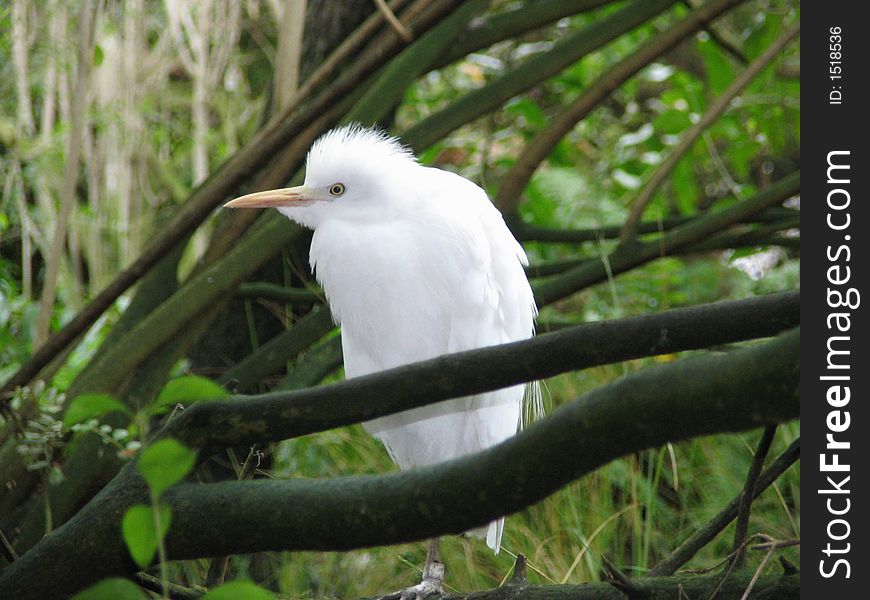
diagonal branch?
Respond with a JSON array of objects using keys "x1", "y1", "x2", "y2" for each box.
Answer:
[
  {"x1": 532, "y1": 172, "x2": 799, "y2": 306},
  {"x1": 619, "y1": 21, "x2": 800, "y2": 240},
  {"x1": 372, "y1": 0, "x2": 413, "y2": 41},
  {"x1": 731, "y1": 425, "x2": 778, "y2": 568},
  {"x1": 492, "y1": 0, "x2": 749, "y2": 215},
  {"x1": 437, "y1": 0, "x2": 619, "y2": 69},
  {"x1": 402, "y1": 0, "x2": 680, "y2": 151}
]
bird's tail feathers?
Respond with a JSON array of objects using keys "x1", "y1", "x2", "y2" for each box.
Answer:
[{"x1": 522, "y1": 380, "x2": 546, "y2": 429}]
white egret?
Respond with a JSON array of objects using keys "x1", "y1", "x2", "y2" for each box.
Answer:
[{"x1": 225, "y1": 124, "x2": 537, "y2": 594}]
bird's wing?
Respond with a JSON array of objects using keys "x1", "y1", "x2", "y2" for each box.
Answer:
[
  {"x1": 364, "y1": 170, "x2": 535, "y2": 436},
  {"x1": 441, "y1": 171, "x2": 537, "y2": 351}
]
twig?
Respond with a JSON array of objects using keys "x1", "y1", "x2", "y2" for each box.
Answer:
[
  {"x1": 373, "y1": 0, "x2": 413, "y2": 41},
  {"x1": 739, "y1": 543, "x2": 776, "y2": 600},
  {"x1": 752, "y1": 538, "x2": 799, "y2": 551},
  {"x1": 731, "y1": 426, "x2": 777, "y2": 568},
  {"x1": 205, "y1": 443, "x2": 265, "y2": 586},
  {"x1": 602, "y1": 555, "x2": 644, "y2": 597},
  {"x1": 135, "y1": 572, "x2": 202, "y2": 600},
  {"x1": 0, "y1": 528, "x2": 19, "y2": 562},
  {"x1": 680, "y1": 0, "x2": 747, "y2": 64}
]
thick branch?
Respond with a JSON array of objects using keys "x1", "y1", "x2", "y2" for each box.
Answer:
[
  {"x1": 0, "y1": 329, "x2": 799, "y2": 598},
  {"x1": 438, "y1": 0, "x2": 618, "y2": 68},
  {"x1": 167, "y1": 292, "x2": 798, "y2": 450}
]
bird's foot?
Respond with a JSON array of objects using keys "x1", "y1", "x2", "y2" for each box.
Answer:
[{"x1": 398, "y1": 559, "x2": 444, "y2": 600}]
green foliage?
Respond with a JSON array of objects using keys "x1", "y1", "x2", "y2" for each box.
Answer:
[
  {"x1": 201, "y1": 580, "x2": 275, "y2": 600},
  {"x1": 122, "y1": 503, "x2": 173, "y2": 568},
  {"x1": 70, "y1": 578, "x2": 149, "y2": 600},
  {"x1": 137, "y1": 438, "x2": 197, "y2": 497},
  {"x1": 63, "y1": 394, "x2": 131, "y2": 427},
  {"x1": 151, "y1": 375, "x2": 229, "y2": 414}
]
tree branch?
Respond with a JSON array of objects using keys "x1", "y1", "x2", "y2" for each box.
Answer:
[
  {"x1": 218, "y1": 307, "x2": 334, "y2": 392},
  {"x1": 438, "y1": 0, "x2": 618, "y2": 69},
  {"x1": 511, "y1": 208, "x2": 799, "y2": 244},
  {"x1": 526, "y1": 215, "x2": 799, "y2": 278},
  {"x1": 402, "y1": 0, "x2": 680, "y2": 151},
  {"x1": 731, "y1": 425, "x2": 778, "y2": 568},
  {"x1": 234, "y1": 282, "x2": 323, "y2": 305},
  {"x1": 492, "y1": 0, "x2": 749, "y2": 215},
  {"x1": 619, "y1": 22, "x2": 800, "y2": 240},
  {"x1": 166, "y1": 292, "x2": 798, "y2": 450},
  {"x1": 0, "y1": 329, "x2": 799, "y2": 598},
  {"x1": 533, "y1": 172, "x2": 798, "y2": 306}
]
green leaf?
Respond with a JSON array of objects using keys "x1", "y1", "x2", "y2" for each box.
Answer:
[
  {"x1": 64, "y1": 394, "x2": 131, "y2": 427},
  {"x1": 152, "y1": 375, "x2": 228, "y2": 413},
  {"x1": 138, "y1": 438, "x2": 197, "y2": 497},
  {"x1": 71, "y1": 577, "x2": 149, "y2": 600},
  {"x1": 653, "y1": 109, "x2": 692, "y2": 135},
  {"x1": 697, "y1": 38, "x2": 735, "y2": 95},
  {"x1": 93, "y1": 44, "x2": 104, "y2": 67},
  {"x1": 121, "y1": 503, "x2": 172, "y2": 569},
  {"x1": 505, "y1": 97, "x2": 547, "y2": 129},
  {"x1": 672, "y1": 158, "x2": 700, "y2": 215},
  {"x1": 744, "y1": 13, "x2": 782, "y2": 60},
  {"x1": 201, "y1": 580, "x2": 275, "y2": 600},
  {"x1": 49, "y1": 465, "x2": 65, "y2": 486}
]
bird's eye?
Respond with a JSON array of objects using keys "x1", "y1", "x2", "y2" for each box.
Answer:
[{"x1": 329, "y1": 183, "x2": 346, "y2": 197}]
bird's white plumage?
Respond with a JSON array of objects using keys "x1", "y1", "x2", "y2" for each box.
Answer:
[{"x1": 279, "y1": 125, "x2": 537, "y2": 551}]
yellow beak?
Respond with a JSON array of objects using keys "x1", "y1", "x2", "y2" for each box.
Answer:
[{"x1": 224, "y1": 186, "x2": 310, "y2": 208}]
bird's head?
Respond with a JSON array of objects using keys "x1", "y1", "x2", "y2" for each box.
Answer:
[{"x1": 224, "y1": 124, "x2": 418, "y2": 229}]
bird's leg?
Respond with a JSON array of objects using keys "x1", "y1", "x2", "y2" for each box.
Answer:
[
  {"x1": 398, "y1": 538, "x2": 444, "y2": 600},
  {"x1": 422, "y1": 537, "x2": 444, "y2": 585}
]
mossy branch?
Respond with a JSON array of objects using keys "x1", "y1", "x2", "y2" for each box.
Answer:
[{"x1": 165, "y1": 292, "x2": 798, "y2": 450}]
